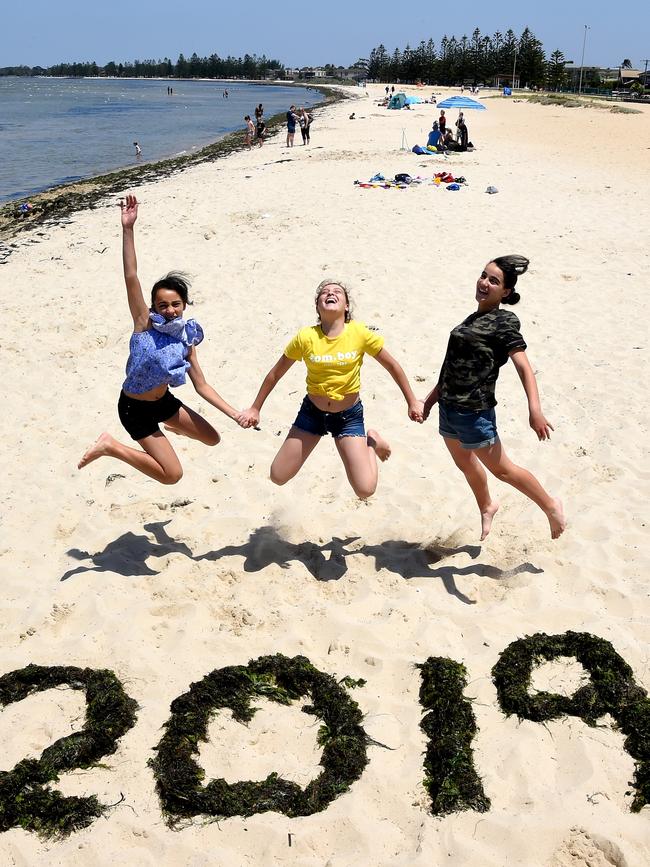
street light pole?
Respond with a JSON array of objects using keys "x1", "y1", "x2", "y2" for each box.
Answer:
[
  {"x1": 512, "y1": 48, "x2": 517, "y2": 90},
  {"x1": 578, "y1": 24, "x2": 590, "y2": 94}
]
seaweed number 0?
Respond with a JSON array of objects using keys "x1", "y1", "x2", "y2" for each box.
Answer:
[{"x1": 0, "y1": 633, "x2": 647, "y2": 838}]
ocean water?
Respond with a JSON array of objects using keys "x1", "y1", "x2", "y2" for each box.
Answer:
[{"x1": 0, "y1": 77, "x2": 322, "y2": 202}]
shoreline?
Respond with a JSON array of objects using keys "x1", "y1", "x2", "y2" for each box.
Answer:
[{"x1": 0, "y1": 83, "x2": 349, "y2": 244}]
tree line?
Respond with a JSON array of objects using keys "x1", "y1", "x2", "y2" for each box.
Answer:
[
  {"x1": 365, "y1": 27, "x2": 569, "y2": 89},
  {"x1": 0, "y1": 53, "x2": 285, "y2": 80}
]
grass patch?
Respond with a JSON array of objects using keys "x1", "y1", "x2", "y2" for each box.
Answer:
[
  {"x1": 493, "y1": 631, "x2": 650, "y2": 812},
  {"x1": 518, "y1": 93, "x2": 642, "y2": 114},
  {"x1": 149, "y1": 653, "x2": 368, "y2": 825}
]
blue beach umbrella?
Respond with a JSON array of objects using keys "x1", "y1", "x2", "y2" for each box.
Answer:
[{"x1": 436, "y1": 95, "x2": 487, "y2": 111}]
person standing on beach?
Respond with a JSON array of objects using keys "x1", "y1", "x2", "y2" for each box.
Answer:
[
  {"x1": 78, "y1": 195, "x2": 240, "y2": 484},
  {"x1": 438, "y1": 110, "x2": 446, "y2": 133},
  {"x1": 421, "y1": 255, "x2": 566, "y2": 540},
  {"x1": 455, "y1": 111, "x2": 464, "y2": 143},
  {"x1": 255, "y1": 103, "x2": 264, "y2": 124},
  {"x1": 244, "y1": 115, "x2": 255, "y2": 149},
  {"x1": 299, "y1": 108, "x2": 313, "y2": 144},
  {"x1": 286, "y1": 105, "x2": 299, "y2": 147},
  {"x1": 255, "y1": 118, "x2": 267, "y2": 146},
  {"x1": 237, "y1": 280, "x2": 423, "y2": 499}
]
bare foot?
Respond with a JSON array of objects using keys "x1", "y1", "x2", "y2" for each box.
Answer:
[
  {"x1": 78, "y1": 432, "x2": 114, "y2": 469},
  {"x1": 479, "y1": 501, "x2": 500, "y2": 541},
  {"x1": 367, "y1": 429, "x2": 391, "y2": 461},
  {"x1": 546, "y1": 497, "x2": 566, "y2": 539}
]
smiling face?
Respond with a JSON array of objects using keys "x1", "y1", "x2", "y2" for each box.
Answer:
[
  {"x1": 315, "y1": 282, "x2": 350, "y2": 321},
  {"x1": 475, "y1": 262, "x2": 510, "y2": 310},
  {"x1": 152, "y1": 288, "x2": 186, "y2": 320}
]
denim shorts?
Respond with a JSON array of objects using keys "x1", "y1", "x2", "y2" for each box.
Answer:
[
  {"x1": 293, "y1": 396, "x2": 366, "y2": 438},
  {"x1": 438, "y1": 401, "x2": 498, "y2": 450}
]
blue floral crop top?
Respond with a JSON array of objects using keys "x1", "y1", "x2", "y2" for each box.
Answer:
[{"x1": 122, "y1": 313, "x2": 204, "y2": 394}]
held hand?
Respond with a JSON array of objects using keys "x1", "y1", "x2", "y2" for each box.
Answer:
[
  {"x1": 530, "y1": 411, "x2": 554, "y2": 441},
  {"x1": 422, "y1": 394, "x2": 438, "y2": 422},
  {"x1": 408, "y1": 400, "x2": 425, "y2": 423},
  {"x1": 120, "y1": 194, "x2": 138, "y2": 229},
  {"x1": 237, "y1": 408, "x2": 260, "y2": 429}
]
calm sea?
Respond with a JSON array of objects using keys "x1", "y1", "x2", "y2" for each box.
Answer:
[{"x1": 0, "y1": 77, "x2": 322, "y2": 202}]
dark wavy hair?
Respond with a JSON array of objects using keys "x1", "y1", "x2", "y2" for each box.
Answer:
[
  {"x1": 151, "y1": 271, "x2": 192, "y2": 307},
  {"x1": 491, "y1": 255, "x2": 529, "y2": 305}
]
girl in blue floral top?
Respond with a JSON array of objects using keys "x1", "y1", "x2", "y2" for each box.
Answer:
[{"x1": 78, "y1": 195, "x2": 239, "y2": 484}]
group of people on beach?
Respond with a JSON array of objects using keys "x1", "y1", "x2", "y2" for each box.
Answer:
[
  {"x1": 244, "y1": 103, "x2": 314, "y2": 150},
  {"x1": 286, "y1": 105, "x2": 313, "y2": 147},
  {"x1": 428, "y1": 110, "x2": 470, "y2": 152},
  {"x1": 78, "y1": 197, "x2": 566, "y2": 541},
  {"x1": 244, "y1": 103, "x2": 267, "y2": 148}
]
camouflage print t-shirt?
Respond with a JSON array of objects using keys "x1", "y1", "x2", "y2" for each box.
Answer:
[{"x1": 438, "y1": 308, "x2": 527, "y2": 410}]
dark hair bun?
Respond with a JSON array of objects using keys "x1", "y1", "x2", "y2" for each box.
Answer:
[{"x1": 502, "y1": 290, "x2": 521, "y2": 305}]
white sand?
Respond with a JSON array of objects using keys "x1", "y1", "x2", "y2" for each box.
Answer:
[{"x1": 0, "y1": 84, "x2": 648, "y2": 865}]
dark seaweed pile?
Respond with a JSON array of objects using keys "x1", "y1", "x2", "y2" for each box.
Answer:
[
  {"x1": 149, "y1": 653, "x2": 368, "y2": 825},
  {"x1": 493, "y1": 631, "x2": 650, "y2": 812},
  {"x1": 418, "y1": 657, "x2": 490, "y2": 815},
  {"x1": 0, "y1": 664, "x2": 138, "y2": 837}
]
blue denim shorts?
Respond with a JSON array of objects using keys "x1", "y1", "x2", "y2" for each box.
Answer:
[
  {"x1": 293, "y1": 396, "x2": 366, "y2": 438},
  {"x1": 438, "y1": 401, "x2": 498, "y2": 450}
]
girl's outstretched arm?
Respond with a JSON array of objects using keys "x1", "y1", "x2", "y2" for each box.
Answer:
[
  {"x1": 422, "y1": 383, "x2": 440, "y2": 421},
  {"x1": 510, "y1": 349, "x2": 554, "y2": 441},
  {"x1": 187, "y1": 348, "x2": 240, "y2": 421},
  {"x1": 373, "y1": 348, "x2": 424, "y2": 422},
  {"x1": 238, "y1": 355, "x2": 296, "y2": 428},
  {"x1": 121, "y1": 195, "x2": 150, "y2": 331}
]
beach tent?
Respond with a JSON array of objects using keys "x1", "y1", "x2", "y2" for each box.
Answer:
[
  {"x1": 404, "y1": 95, "x2": 423, "y2": 105},
  {"x1": 436, "y1": 95, "x2": 486, "y2": 111},
  {"x1": 388, "y1": 92, "x2": 408, "y2": 109}
]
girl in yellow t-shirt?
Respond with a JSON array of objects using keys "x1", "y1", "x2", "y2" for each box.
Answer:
[{"x1": 238, "y1": 280, "x2": 423, "y2": 498}]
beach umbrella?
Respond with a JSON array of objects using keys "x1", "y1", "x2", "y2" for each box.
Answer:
[{"x1": 436, "y1": 96, "x2": 487, "y2": 110}]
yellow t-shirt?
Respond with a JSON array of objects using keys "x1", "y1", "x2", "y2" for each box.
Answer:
[{"x1": 284, "y1": 321, "x2": 385, "y2": 401}]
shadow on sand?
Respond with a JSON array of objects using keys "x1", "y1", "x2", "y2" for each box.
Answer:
[{"x1": 62, "y1": 522, "x2": 543, "y2": 605}]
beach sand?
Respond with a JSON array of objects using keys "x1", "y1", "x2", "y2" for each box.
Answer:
[{"x1": 0, "y1": 84, "x2": 648, "y2": 865}]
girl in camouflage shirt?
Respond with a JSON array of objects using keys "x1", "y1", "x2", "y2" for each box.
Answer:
[{"x1": 423, "y1": 255, "x2": 565, "y2": 540}]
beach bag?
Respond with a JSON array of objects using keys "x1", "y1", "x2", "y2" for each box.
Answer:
[{"x1": 394, "y1": 173, "x2": 412, "y2": 184}]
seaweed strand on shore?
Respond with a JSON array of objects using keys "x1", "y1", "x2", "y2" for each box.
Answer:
[
  {"x1": 0, "y1": 663, "x2": 138, "y2": 838},
  {"x1": 0, "y1": 86, "x2": 346, "y2": 244},
  {"x1": 492, "y1": 631, "x2": 650, "y2": 812},
  {"x1": 149, "y1": 653, "x2": 368, "y2": 826}
]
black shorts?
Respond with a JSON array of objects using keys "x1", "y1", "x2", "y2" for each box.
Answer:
[{"x1": 118, "y1": 389, "x2": 183, "y2": 441}]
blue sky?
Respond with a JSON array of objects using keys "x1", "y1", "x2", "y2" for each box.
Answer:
[{"x1": 2, "y1": 0, "x2": 647, "y2": 70}]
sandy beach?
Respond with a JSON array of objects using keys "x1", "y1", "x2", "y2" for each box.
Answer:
[{"x1": 0, "y1": 83, "x2": 648, "y2": 865}]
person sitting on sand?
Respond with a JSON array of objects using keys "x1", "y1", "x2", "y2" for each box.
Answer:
[
  {"x1": 427, "y1": 121, "x2": 443, "y2": 149},
  {"x1": 442, "y1": 129, "x2": 460, "y2": 151},
  {"x1": 237, "y1": 280, "x2": 424, "y2": 499},
  {"x1": 421, "y1": 256, "x2": 566, "y2": 540},
  {"x1": 79, "y1": 195, "x2": 240, "y2": 484}
]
